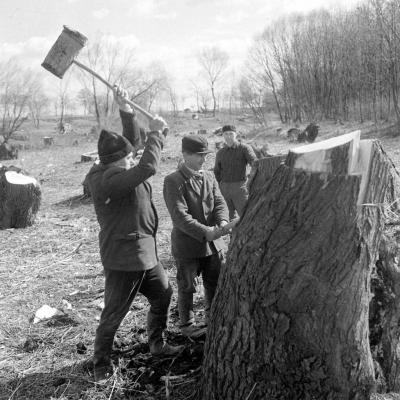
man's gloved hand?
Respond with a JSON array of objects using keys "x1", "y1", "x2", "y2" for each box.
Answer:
[
  {"x1": 149, "y1": 115, "x2": 168, "y2": 133},
  {"x1": 204, "y1": 226, "x2": 223, "y2": 242},
  {"x1": 219, "y1": 220, "x2": 230, "y2": 235},
  {"x1": 113, "y1": 84, "x2": 133, "y2": 113}
]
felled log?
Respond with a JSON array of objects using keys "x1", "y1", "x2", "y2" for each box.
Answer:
[
  {"x1": 0, "y1": 166, "x2": 41, "y2": 229},
  {"x1": 201, "y1": 130, "x2": 396, "y2": 399}
]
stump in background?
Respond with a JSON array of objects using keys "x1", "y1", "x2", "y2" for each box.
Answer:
[
  {"x1": 81, "y1": 151, "x2": 98, "y2": 163},
  {"x1": 201, "y1": 130, "x2": 398, "y2": 399},
  {"x1": 0, "y1": 165, "x2": 41, "y2": 229},
  {"x1": 43, "y1": 137, "x2": 54, "y2": 147},
  {"x1": 0, "y1": 143, "x2": 18, "y2": 160}
]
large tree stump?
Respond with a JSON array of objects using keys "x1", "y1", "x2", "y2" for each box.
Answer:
[
  {"x1": 0, "y1": 166, "x2": 41, "y2": 228},
  {"x1": 370, "y1": 155, "x2": 400, "y2": 394},
  {"x1": 201, "y1": 131, "x2": 397, "y2": 399}
]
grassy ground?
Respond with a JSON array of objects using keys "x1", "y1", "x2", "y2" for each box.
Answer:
[{"x1": 0, "y1": 111, "x2": 399, "y2": 400}]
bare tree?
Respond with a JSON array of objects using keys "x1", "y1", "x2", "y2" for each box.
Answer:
[
  {"x1": 189, "y1": 79, "x2": 202, "y2": 112},
  {"x1": 76, "y1": 88, "x2": 93, "y2": 116},
  {"x1": 0, "y1": 59, "x2": 40, "y2": 142},
  {"x1": 239, "y1": 77, "x2": 268, "y2": 126},
  {"x1": 166, "y1": 84, "x2": 179, "y2": 116},
  {"x1": 198, "y1": 46, "x2": 229, "y2": 116},
  {"x1": 77, "y1": 33, "x2": 136, "y2": 125},
  {"x1": 56, "y1": 71, "x2": 72, "y2": 132},
  {"x1": 29, "y1": 83, "x2": 49, "y2": 129},
  {"x1": 135, "y1": 61, "x2": 169, "y2": 112},
  {"x1": 247, "y1": 30, "x2": 284, "y2": 122}
]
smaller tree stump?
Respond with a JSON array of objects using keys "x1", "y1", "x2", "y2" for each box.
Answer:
[
  {"x1": 0, "y1": 166, "x2": 41, "y2": 229},
  {"x1": 0, "y1": 143, "x2": 18, "y2": 160},
  {"x1": 43, "y1": 137, "x2": 54, "y2": 147},
  {"x1": 81, "y1": 151, "x2": 98, "y2": 163}
]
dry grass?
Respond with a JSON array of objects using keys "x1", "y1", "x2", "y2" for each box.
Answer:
[{"x1": 0, "y1": 112, "x2": 399, "y2": 400}]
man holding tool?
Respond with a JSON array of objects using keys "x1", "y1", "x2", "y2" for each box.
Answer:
[
  {"x1": 163, "y1": 134, "x2": 230, "y2": 338},
  {"x1": 85, "y1": 86, "x2": 183, "y2": 382}
]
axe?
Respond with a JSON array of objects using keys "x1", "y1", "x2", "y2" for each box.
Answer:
[{"x1": 42, "y1": 26, "x2": 154, "y2": 121}]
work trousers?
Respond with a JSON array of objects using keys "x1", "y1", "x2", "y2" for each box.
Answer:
[
  {"x1": 93, "y1": 263, "x2": 172, "y2": 366},
  {"x1": 219, "y1": 180, "x2": 248, "y2": 220},
  {"x1": 175, "y1": 252, "x2": 223, "y2": 327}
]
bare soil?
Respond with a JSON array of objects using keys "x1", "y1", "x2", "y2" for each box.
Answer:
[{"x1": 0, "y1": 111, "x2": 399, "y2": 399}]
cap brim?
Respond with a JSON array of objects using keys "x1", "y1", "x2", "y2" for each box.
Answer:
[{"x1": 198, "y1": 149, "x2": 213, "y2": 154}]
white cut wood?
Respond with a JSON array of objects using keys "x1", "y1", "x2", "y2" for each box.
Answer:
[
  {"x1": 290, "y1": 130, "x2": 360, "y2": 173},
  {"x1": 288, "y1": 130, "x2": 374, "y2": 204},
  {"x1": 5, "y1": 171, "x2": 37, "y2": 185}
]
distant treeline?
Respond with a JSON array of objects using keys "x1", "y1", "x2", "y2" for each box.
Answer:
[{"x1": 242, "y1": 0, "x2": 400, "y2": 125}]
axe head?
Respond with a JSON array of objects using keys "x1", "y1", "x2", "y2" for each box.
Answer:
[{"x1": 42, "y1": 25, "x2": 88, "y2": 79}]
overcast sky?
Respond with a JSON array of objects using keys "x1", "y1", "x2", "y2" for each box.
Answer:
[{"x1": 0, "y1": 0, "x2": 362, "y2": 104}]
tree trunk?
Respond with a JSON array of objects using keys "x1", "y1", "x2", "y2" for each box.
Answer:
[
  {"x1": 201, "y1": 133, "x2": 397, "y2": 399},
  {"x1": 0, "y1": 166, "x2": 41, "y2": 229},
  {"x1": 247, "y1": 154, "x2": 286, "y2": 193},
  {"x1": 211, "y1": 83, "x2": 217, "y2": 117},
  {"x1": 370, "y1": 157, "x2": 400, "y2": 393}
]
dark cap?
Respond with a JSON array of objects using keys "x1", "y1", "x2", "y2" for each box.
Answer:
[
  {"x1": 98, "y1": 129, "x2": 133, "y2": 164},
  {"x1": 222, "y1": 125, "x2": 236, "y2": 133},
  {"x1": 182, "y1": 135, "x2": 213, "y2": 154}
]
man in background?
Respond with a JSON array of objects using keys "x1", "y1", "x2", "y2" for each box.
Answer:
[{"x1": 214, "y1": 125, "x2": 257, "y2": 220}]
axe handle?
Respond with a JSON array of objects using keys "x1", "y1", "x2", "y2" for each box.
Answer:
[{"x1": 72, "y1": 60, "x2": 154, "y2": 121}]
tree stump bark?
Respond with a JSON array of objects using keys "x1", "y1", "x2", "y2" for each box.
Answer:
[
  {"x1": 0, "y1": 166, "x2": 41, "y2": 229},
  {"x1": 370, "y1": 154, "x2": 400, "y2": 394},
  {"x1": 247, "y1": 154, "x2": 286, "y2": 193},
  {"x1": 201, "y1": 132, "x2": 397, "y2": 399}
]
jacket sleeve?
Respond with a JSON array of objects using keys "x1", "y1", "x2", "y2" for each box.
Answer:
[
  {"x1": 101, "y1": 131, "x2": 164, "y2": 200},
  {"x1": 163, "y1": 175, "x2": 210, "y2": 243},
  {"x1": 120, "y1": 109, "x2": 142, "y2": 148},
  {"x1": 213, "y1": 150, "x2": 222, "y2": 183},
  {"x1": 212, "y1": 176, "x2": 229, "y2": 224},
  {"x1": 244, "y1": 144, "x2": 257, "y2": 166}
]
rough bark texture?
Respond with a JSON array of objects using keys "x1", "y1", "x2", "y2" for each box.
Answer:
[
  {"x1": 201, "y1": 139, "x2": 394, "y2": 400},
  {"x1": 247, "y1": 154, "x2": 286, "y2": 193},
  {"x1": 370, "y1": 145, "x2": 400, "y2": 393},
  {"x1": 0, "y1": 166, "x2": 41, "y2": 229}
]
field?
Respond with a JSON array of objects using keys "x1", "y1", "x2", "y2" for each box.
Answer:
[{"x1": 0, "y1": 111, "x2": 399, "y2": 400}]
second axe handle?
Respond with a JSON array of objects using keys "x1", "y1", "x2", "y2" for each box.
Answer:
[{"x1": 73, "y1": 59, "x2": 155, "y2": 121}]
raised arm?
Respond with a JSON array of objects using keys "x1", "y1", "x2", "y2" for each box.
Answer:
[
  {"x1": 113, "y1": 85, "x2": 143, "y2": 148},
  {"x1": 102, "y1": 115, "x2": 168, "y2": 200}
]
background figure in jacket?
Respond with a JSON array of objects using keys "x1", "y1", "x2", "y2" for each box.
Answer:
[
  {"x1": 214, "y1": 125, "x2": 257, "y2": 220},
  {"x1": 163, "y1": 135, "x2": 229, "y2": 339},
  {"x1": 85, "y1": 86, "x2": 183, "y2": 382}
]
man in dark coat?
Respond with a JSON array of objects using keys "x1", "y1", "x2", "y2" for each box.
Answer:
[
  {"x1": 214, "y1": 125, "x2": 257, "y2": 220},
  {"x1": 85, "y1": 86, "x2": 183, "y2": 382},
  {"x1": 163, "y1": 135, "x2": 229, "y2": 338}
]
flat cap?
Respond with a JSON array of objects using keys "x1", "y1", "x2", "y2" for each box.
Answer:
[{"x1": 182, "y1": 135, "x2": 213, "y2": 154}]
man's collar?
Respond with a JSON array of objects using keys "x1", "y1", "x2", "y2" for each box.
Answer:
[
  {"x1": 225, "y1": 141, "x2": 239, "y2": 149},
  {"x1": 180, "y1": 163, "x2": 203, "y2": 178}
]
